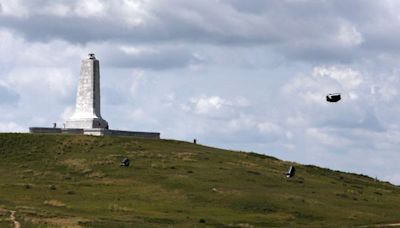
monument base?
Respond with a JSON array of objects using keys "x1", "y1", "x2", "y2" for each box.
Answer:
[
  {"x1": 65, "y1": 117, "x2": 108, "y2": 129},
  {"x1": 29, "y1": 127, "x2": 160, "y2": 139}
]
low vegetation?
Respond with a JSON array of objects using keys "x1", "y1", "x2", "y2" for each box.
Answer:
[{"x1": 0, "y1": 133, "x2": 399, "y2": 227}]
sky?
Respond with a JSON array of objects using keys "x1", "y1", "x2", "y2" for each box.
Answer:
[{"x1": 1, "y1": 0, "x2": 400, "y2": 184}]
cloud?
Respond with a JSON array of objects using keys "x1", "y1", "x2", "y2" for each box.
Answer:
[
  {"x1": 190, "y1": 96, "x2": 226, "y2": 115},
  {"x1": 0, "y1": 121, "x2": 25, "y2": 132},
  {"x1": 312, "y1": 66, "x2": 363, "y2": 90},
  {"x1": 0, "y1": 0, "x2": 29, "y2": 18},
  {"x1": 0, "y1": 0, "x2": 396, "y2": 68},
  {"x1": 183, "y1": 95, "x2": 250, "y2": 118},
  {"x1": 6, "y1": 67, "x2": 75, "y2": 100},
  {"x1": 99, "y1": 45, "x2": 203, "y2": 69},
  {"x1": 0, "y1": 1, "x2": 378, "y2": 50},
  {"x1": 336, "y1": 22, "x2": 364, "y2": 47},
  {"x1": 74, "y1": 0, "x2": 105, "y2": 17},
  {"x1": 305, "y1": 127, "x2": 351, "y2": 147},
  {"x1": 0, "y1": 84, "x2": 19, "y2": 105}
]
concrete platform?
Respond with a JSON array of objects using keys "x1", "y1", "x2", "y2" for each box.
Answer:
[{"x1": 29, "y1": 127, "x2": 160, "y2": 139}]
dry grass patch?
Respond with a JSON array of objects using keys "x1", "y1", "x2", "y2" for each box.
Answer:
[
  {"x1": 26, "y1": 216, "x2": 88, "y2": 228},
  {"x1": 62, "y1": 159, "x2": 87, "y2": 169},
  {"x1": 87, "y1": 171, "x2": 106, "y2": 178},
  {"x1": 211, "y1": 187, "x2": 242, "y2": 195},
  {"x1": 108, "y1": 204, "x2": 134, "y2": 212},
  {"x1": 175, "y1": 152, "x2": 197, "y2": 161},
  {"x1": 62, "y1": 159, "x2": 93, "y2": 174},
  {"x1": 93, "y1": 160, "x2": 114, "y2": 165},
  {"x1": 44, "y1": 200, "x2": 66, "y2": 207}
]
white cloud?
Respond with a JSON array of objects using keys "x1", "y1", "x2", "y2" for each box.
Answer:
[
  {"x1": 60, "y1": 106, "x2": 74, "y2": 122},
  {"x1": 0, "y1": 121, "x2": 25, "y2": 132},
  {"x1": 0, "y1": 0, "x2": 29, "y2": 18},
  {"x1": 312, "y1": 66, "x2": 363, "y2": 90},
  {"x1": 7, "y1": 67, "x2": 75, "y2": 98},
  {"x1": 119, "y1": 0, "x2": 151, "y2": 26},
  {"x1": 0, "y1": 29, "x2": 24, "y2": 65},
  {"x1": 305, "y1": 127, "x2": 351, "y2": 147},
  {"x1": 286, "y1": 115, "x2": 308, "y2": 128},
  {"x1": 282, "y1": 74, "x2": 328, "y2": 105},
  {"x1": 185, "y1": 95, "x2": 250, "y2": 117},
  {"x1": 374, "y1": 73, "x2": 399, "y2": 101},
  {"x1": 257, "y1": 121, "x2": 282, "y2": 135},
  {"x1": 74, "y1": 0, "x2": 105, "y2": 17},
  {"x1": 336, "y1": 22, "x2": 364, "y2": 47},
  {"x1": 119, "y1": 46, "x2": 150, "y2": 55},
  {"x1": 43, "y1": 3, "x2": 71, "y2": 17},
  {"x1": 129, "y1": 69, "x2": 146, "y2": 95},
  {"x1": 191, "y1": 96, "x2": 225, "y2": 114},
  {"x1": 226, "y1": 114, "x2": 255, "y2": 132}
]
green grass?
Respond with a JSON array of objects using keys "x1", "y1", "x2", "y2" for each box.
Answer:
[{"x1": 0, "y1": 133, "x2": 399, "y2": 227}]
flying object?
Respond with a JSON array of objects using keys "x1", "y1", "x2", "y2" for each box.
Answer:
[{"x1": 326, "y1": 93, "x2": 341, "y2": 102}]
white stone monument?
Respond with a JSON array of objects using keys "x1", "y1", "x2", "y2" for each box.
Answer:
[
  {"x1": 65, "y1": 53, "x2": 109, "y2": 129},
  {"x1": 30, "y1": 53, "x2": 160, "y2": 138}
]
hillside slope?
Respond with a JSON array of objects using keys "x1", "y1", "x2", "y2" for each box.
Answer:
[{"x1": 0, "y1": 133, "x2": 399, "y2": 227}]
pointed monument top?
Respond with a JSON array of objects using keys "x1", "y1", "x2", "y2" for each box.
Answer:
[{"x1": 88, "y1": 53, "x2": 96, "y2": 59}]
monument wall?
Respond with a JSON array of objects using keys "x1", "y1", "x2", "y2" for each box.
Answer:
[{"x1": 29, "y1": 127, "x2": 160, "y2": 139}]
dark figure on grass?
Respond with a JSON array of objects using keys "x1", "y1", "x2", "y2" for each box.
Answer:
[
  {"x1": 286, "y1": 166, "x2": 296, "y2": 178},
  {"x1": 121, "y1": 158, "x2": 130, "y2": 167}
]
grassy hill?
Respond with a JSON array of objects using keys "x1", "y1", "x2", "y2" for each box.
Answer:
[{"x1": 0, "y1": 133, "x2": 399, "y2": 227}]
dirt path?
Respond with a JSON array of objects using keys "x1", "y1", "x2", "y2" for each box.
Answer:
[
  {"x1": 374, "y1": 224, "x2": 400, "y2": 227},
  {"x1": 360, "y1": 223, "x2": 400, "y2": 227},
  {"x1": 10, "y1": 210, "x2": 20, "y2": 228}
]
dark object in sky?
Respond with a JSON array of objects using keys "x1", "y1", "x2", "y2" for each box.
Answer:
[
  {"x1": 121, "y1": 158, "x2": 129, "y2": 167},
  {"x1": 193, "y1": 139, "x2": 197, "y2": 144},
  {"x1": 286, "y1": 166, "x2": 296, "y2": 178},
  {"x1": 326, "y1": 93, "x2": 341, "y2": 102}
]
